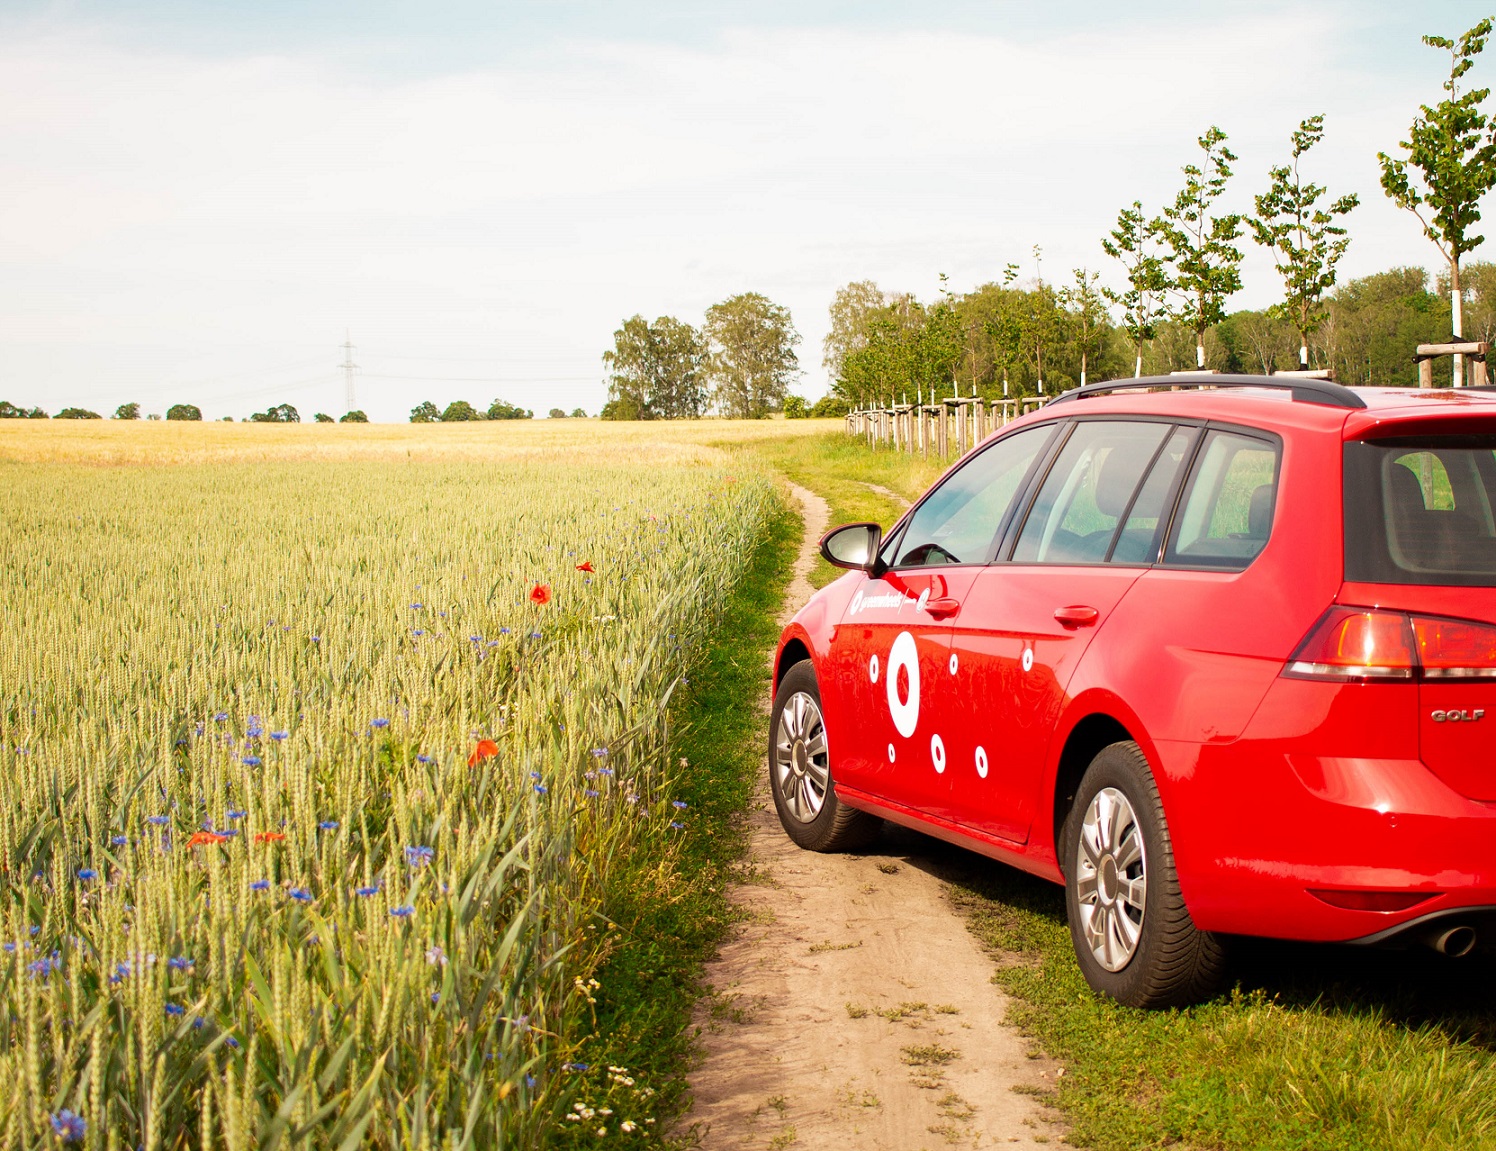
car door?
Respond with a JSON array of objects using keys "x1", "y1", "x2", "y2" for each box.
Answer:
[
  {"x1": 941, "y1": 420, "x2": 1196, "y2": 842},
  {"x1": 827, "y1": 423, "x2": 1058, "y2": 812}
]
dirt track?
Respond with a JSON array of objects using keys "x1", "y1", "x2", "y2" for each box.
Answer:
[{"x1": 683, "y1": 484, "x2": 1065, "y2": 1150}]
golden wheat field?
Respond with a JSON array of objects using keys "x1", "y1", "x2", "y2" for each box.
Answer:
[{"x1": 0, "y1": 418, "x2": 828, "y2": 1150}]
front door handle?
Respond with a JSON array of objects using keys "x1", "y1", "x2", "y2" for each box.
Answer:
[
  {"x1": 1054, "y1": 605, "x2": 1099, "y2": 629},
  {"x1": 925, "y1": 596, "x2": 962, "y2": 619}
]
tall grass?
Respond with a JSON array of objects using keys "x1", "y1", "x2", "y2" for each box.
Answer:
[{"x1": 0, "y1": 454, "x2": 776, "y2": 1148}]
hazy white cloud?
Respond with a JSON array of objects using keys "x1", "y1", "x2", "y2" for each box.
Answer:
[{"x1": 0, "y1": 10, "x2": 1461, "y2": 418}]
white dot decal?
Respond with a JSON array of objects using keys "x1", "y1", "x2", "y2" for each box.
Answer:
[
  {"x1": 888, "y1": 743, "x2": 896, "y2": 763},
  {"x1": 975, "y1": 746, "x2": 989, "y2": 778},
  {"x1": 930, "y1": 733, "x2": 946, "y2": 774},
  {"x1": 949, "y1": 652, "x2": 959, "y2": 676},
  {"x1": 1022, "y1": 647, "x2": 1035, "y2": 672},
  {"x1": 869, "y1": 654, "x2": 880, "y2": 683},
  {"x1": 886, "y1": 630, "x2": 920, "y2": 739}
]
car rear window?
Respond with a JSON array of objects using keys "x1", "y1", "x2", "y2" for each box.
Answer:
[{"x1": 1344, "y1": 436, "x2": 1496, "y2": 585}]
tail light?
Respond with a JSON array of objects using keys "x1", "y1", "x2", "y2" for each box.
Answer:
[{"x1": 1284, "y1": 607, "x2": 1496, "y2": 681}]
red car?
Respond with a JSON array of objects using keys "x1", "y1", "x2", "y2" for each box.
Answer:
[{"x1": 770, "y1": 374, "x2": 1496, "y2": 1008}]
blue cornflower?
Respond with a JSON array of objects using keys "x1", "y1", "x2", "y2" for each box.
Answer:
[
  {"x1": 270, "y1": 731, "x2": 287, "y2": 741},
  {"x1": 499, "y1": 628, "x2": 511, "y2": 635},
  {"x1": 533, "y1": 784, "x2": 547, "y2": 795},
  {"x1": 585, "y1": 789, "x2": 600, "y2": 798},
  {"x1": 213, "y1": 712, "x2": 227, "y2": 722},
  {"x1": 318, "y1": 821, "x2": 339, "y2": 830},
  {"x1": 28, "y1": 956, "x2": 61, "y2": 978},
  {"x1": 242, "y1": 756, "x2": 262, "y2": 767},
  {"x1": 77, "y1": 869, "x2": 97, "y2": 881},
  {"x1": 146, "y1": 815, "x2": 169, "y2": 826},
  {"x1": 672, "y1": 800, "x2": 688, "y2": 810},
  {"x1": 469, "y1": 635, "x2": 482, "y2": 642},
  {"x1": 525, "y1": 1074, "x2": 537, "y2": 1089},
  {"x1": 670, "y1": 821, "x2": 685, "y2": 830},
  {"x1": 371, "y1": 718, "x2": 389, "y2": 729},
  {"x1": 192, "y1": 1017, "x2": 206, "y2": 1030},
  {"x1": 249, "y1": 880, "x2": 270, "y2": 892},
  {"x1": 563, "y1": 1062, "x2": 589, "y2": 1072},
  {"x1": 164, "y1": 1003, "x2": 185, "y2": 1017},
  {"x1": 529, "y1": 771, "x2": 541, "y2": 780},
  {"x1": 411, "y1": 603, "x2": 423, "y2": 610},
  {"x1": 416, "y1": 755, "x2": 432, "y2": 764},
  {"x1": 412, "y1": 629, "x2": 424, "y2": 637},
  {"x1": 225, "y1": 1036, "x2": 240, "y2": 1049},
  {"x1": 591, "y1": 748, "x2": 609, "y2": 757},
  {"x1": 167, "y1": 956, "x2": 193, "y2": 971},
  {"x1": 529, "y1": 631, "x2": 542, "y2": 639},
  {"x1": 246, "y1": 718, "x2": 263, "y2": 737},
  {"x1": 226, "y1": 810, "x2": 245, "y2": 820},
  {"x1": 288, "y1": 888, "x2": 312, "y2": 902},
  {"x1": 355, "y1": 885, "x2": 380, "y2": 897},
  {"x1": 430, "y1": 992, "x2": 440, "y2": 1004},
  {"x1": 310, "y1": 635, "x2": 321, "y2": 643},
  {"x1": 390, "y1": 905, "x2": 414, "y2": 918},
  {"x1": 110, "y1": 835, "x2": 127, "y2": 846},
  {"x1": 49, "y1": 1110, "x2": 85, "y2": 1143},
  {"x1": 404, "y1": 845, "x2": 434, "y2": 866}
]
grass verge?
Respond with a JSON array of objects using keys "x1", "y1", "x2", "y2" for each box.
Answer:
[{"x1": 557, "y1": 485, "x2": 801, "y2": 1145}]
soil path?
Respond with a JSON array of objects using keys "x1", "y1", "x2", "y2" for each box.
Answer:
[
  {"x1": 683, "y1": 484, "x2": 1063, "y2": 1150},
  {"x1": 858, "y1": 481, "x2": 912, "y2": 512}
]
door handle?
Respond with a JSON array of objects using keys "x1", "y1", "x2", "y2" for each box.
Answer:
[
  {"x1": 1054, "y1": 605, "x2": 1099, "y2": 628},
  {"x1": 924, "y1": 596, "x2": 962, "y2": 619}
]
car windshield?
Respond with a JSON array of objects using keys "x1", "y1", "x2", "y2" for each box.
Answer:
[{"x1": 1344, "y1": 435, "x2": 1496, "y2": 585}]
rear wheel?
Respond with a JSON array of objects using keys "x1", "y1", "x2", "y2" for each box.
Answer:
[
  {"x1": 769, "y1": 660, "x2": 880, "y2": 851},
  {"x1": 1062, "y1": 740, "x2": 1227, "y2": 1008}
]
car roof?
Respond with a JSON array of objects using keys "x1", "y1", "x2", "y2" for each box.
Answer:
[{"x1": 1015, "y1": 375, "x2": 1496, "y2": 440}]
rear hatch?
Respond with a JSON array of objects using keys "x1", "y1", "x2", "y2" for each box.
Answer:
[{"x1": 1343, "y1": 430, "x2": 1496, "y2": 799}]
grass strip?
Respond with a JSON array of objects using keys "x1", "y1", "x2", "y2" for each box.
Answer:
[{"x1": 556, "y1": 484, "x2": 800, "y2": 1145}]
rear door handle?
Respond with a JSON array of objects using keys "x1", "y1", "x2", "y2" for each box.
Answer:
[
  {"x1": 1054, "y1": 605, "x2": 1099, "y2": 628},
  {"x1": 925, "y1": 596, "x2": 962, "y2": 619}
]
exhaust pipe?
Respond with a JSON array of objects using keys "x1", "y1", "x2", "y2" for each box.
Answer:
[{"x1": 1429, "y1": 925, "x2": 1477, "y2": 958}]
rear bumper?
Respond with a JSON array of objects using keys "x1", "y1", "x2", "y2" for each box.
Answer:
[{"x1": 1348, "y1": 904, "x2": 1496, "y2": 950}]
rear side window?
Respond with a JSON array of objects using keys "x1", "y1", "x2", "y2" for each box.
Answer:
[
  {"x1": 1012, "y1": 420, "x2": 1172, "y2": 564},
  {"x1": 890, "y1": 423, "x2": 1055, "y2": 567},
  {"x1": 1163, "y1": 429, "x2": 1279, "y2": 570},
  {"x1": 1345, "y1": 436, "x2": 1496, "y2": 585}
]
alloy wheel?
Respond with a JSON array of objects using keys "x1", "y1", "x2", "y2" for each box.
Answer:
[
  {"x1": 773, "y1": 691, "x2": 830, "y2": 823},
  {"x1": 1074, "y1": 785, "x2": 1148, "y2": 972}
]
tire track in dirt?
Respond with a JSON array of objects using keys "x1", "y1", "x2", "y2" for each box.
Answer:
[{"x1": 683, "y1": 483, "x2": 1065, "y2": 1150}]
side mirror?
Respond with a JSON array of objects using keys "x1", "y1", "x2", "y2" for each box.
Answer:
[{"x1": 819, "y1": 522, "x2": 884, "y2": 573}]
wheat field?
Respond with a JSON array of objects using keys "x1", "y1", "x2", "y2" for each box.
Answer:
[{"x1": 0, "y1": 419, "x2": 826, "y2": 1149}]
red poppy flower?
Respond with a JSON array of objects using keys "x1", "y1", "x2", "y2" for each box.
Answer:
[
  {"x1": 469, "y1": 739, "x2": 499, "y2": 767},
  {"x1": 187, "y1": 831, "x2": 229, "y2": 847},
  {"x1": 253, "y1": 832, "x2": 286, "y2": 844},
  {"x1": 575, "y1": 562, "x2": 594, "y2": 573},
  {"x1": 530, "y1": 584, "x2": 552, "y2": 606}
]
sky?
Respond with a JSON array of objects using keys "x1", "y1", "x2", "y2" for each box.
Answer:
[{"x1": 0, "y1": 0, "x2": 1491, "y2": 421}]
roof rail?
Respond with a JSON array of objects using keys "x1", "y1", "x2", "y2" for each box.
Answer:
[{"x1": 1049, "y1": 373, "x2": 1367, "y2": 411}]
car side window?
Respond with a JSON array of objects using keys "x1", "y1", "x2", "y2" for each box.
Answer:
[
  {"x1": 890, "y1": 424, "x2": 1055, "y2": 568},
  {"x1": 1011, "y1": 421, "x2": 1172, "y2": 564},
  {"x1": 1107, "y1": 428, "x2": 1196, "y2": 564},
  {"x1": 1163, "y1": 429, "x2": 1280, "y2": 569}
]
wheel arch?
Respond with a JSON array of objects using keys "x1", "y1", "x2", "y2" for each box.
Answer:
[
  {"x1": 774, "y1": 635, "x2": 813, "y2": 691},
  {"x1": 1050, "y1": 710, "x2": 1142, "y2": 874}
]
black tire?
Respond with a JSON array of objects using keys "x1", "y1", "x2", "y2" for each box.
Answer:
[
  {"x1": 768, "y1": 660, "x2": 880, "y2": 852},
  {"x1": 1061, "y1": 740, "x2": 1227, "y2": 1008}
]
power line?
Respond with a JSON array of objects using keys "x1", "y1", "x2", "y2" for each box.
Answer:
[
  {"x1": 359, "y1": 372, "x2": 597, "y2": 383},
  {"x1": 341, "y1": 333, "x2": 358, "y2": 412}
]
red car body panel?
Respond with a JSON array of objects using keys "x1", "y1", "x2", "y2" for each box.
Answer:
[{"x1": 774, "y1": 386, "x2": 1496, "y2": 946}]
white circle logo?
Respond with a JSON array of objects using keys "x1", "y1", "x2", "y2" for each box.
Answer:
[
  {"x1": 886, "y1": 631, "x2": 920, "y2": 738},
  {"x1": 887, "y1": 743, "x2": 896, "y2": 763},
  {"x1": 1022, "y1": 647, "x2": 1035, "y2": 672},
  {"x1": 930, "y1": 733, "x2": 946, "y2": 774},
  {"x1": 975, "y1": 746, "x2": 989, "y2": 778},
  {"x1": 869, "y1": 654, "x2": 880, "y2": 683},
  {"x1": 949, "y1": 652, "x2": 959, "y2": 676}
]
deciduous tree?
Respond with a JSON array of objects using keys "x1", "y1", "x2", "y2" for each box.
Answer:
[
  {"x1": 704, "y1": 293, "x2": 801, "y2": 418},
  {"x1": 1379, "y1": 17, "x2": 1496, "y2": 385},
  {"x1": 602, "y1": 315, "x2": 709, "y2": 419},
  {"x1": 1102, "y1": 202, "x2": 1172, "y2": 377},
  {"x1": 1062, "y1": 269, "x2": 1111, "y2": 387},
  {"x1": 410, "y1": 401, "x2": 441, "y2": 423},
  {"x1": 114, "y1": 402, "x2": 140, "y2": 420},
  {"x1": 1155, "y1": 127, "x2": 1244, "y2": 370},
  {"x1": 166, "y1": 403, "x2": 202, "y2": 421},
  {"x1": 1251, "y1": 115, "x2": 1359, "y2": 368}
]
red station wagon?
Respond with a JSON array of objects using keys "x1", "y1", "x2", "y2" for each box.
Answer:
[{"x1": 769, "y1": 374, "x2": 1496, "y2": 1007}]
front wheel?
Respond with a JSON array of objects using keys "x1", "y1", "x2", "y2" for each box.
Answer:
[
  {"x1": 1062, "y1": 740, "x2": 1227, "y2": 1008},
  {"x1": 769, "y1": 660, "x2": 880, "y2": 852}
]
